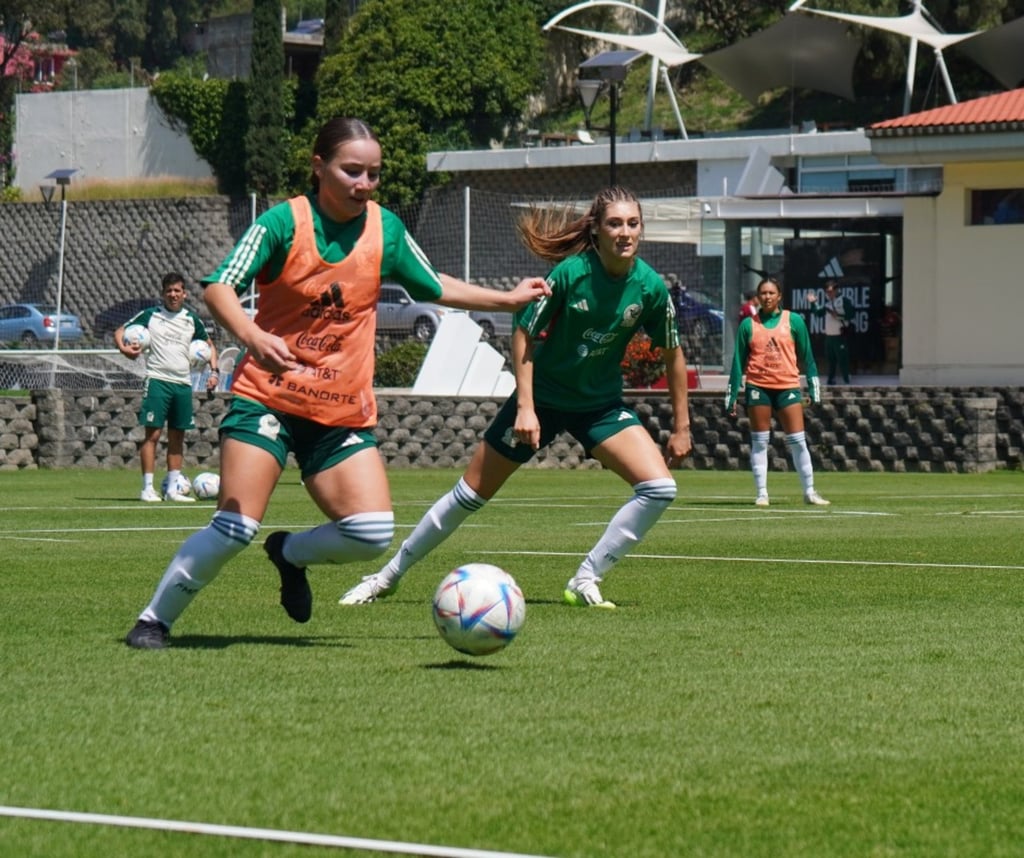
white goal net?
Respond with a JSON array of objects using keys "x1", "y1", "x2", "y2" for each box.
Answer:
[{"x1": 0, "y1": 349, "x2": 222, "y2": 393}]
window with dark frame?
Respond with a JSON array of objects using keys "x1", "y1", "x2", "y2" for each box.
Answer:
[{"x1": 969, "y1": 188, "x2": 1024, "y2": 225}]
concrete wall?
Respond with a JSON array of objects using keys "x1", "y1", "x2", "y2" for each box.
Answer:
[
  {"x1": 2, "y1": 388, "x2": 1020, "y2": 474},
  {"x1": 13, "y1": 89, "x2": 213, "y2": 194}
]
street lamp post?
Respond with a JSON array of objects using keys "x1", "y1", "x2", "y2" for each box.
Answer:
[
  {"x1": 576, "y1": 50, "x2": 643, "y2": 187},
  {"x1": 42, "y1": 168, "x2": 77, "y2": 353}
]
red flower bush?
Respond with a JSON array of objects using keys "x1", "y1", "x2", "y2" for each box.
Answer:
[{"x1": 621, "y1": 335, "x2": 664, "y2": 388}]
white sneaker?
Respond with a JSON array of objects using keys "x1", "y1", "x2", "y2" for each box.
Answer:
[
  {"x1": 563, "y1": 578, "x2": 616, "y2": 609},
  {"x1": 164, "y1": 490, "x2": 196, "y2": 503},
  {"x1": 339, "y1": 574, "x2": 398, "y2": 605},
  {"x1": 754, "y1": 494, "x2": 770, "y2": 507},
  {"x1": 804, "y1": 490, "x2": 831, "y2": 506},
  {"x1": 140, "y1": 487, "x2": 162, "y2": 503}
]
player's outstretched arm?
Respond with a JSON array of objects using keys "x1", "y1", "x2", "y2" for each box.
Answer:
[{"x1": 436, "y1": 273, "x2": 549, "y2": 312}]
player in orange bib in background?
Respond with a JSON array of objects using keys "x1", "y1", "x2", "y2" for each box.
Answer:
[
  {"x1": 124, "y1": 117, "x2": 549, "y2": 649},
  {"x1": 725, "y1": 277, "x2": 830, "y2": 508}
]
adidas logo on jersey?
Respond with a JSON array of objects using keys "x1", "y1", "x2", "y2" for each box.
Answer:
[{"x1": 304, "y1": 282, "x2": 350, "y2": 322}]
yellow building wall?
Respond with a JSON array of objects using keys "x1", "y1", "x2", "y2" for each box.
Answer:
[{"x1": 901, "y1": 160, "x2": 1024, "y2": 384}]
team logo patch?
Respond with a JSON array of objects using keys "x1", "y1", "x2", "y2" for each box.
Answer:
[
  {"x1": 622, "y1": 304, "x2": 642, "y2": 327},
  {"x1": 258, "y1": 414, "x2": 282, "y2": 441}
]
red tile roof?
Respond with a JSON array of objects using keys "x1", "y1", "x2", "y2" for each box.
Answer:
[{"x1": 868, "y1": 88, "x2": 1024, "y2": 136}]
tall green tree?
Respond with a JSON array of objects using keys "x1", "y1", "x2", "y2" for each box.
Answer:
[
  {"x1": 314, "y1": 0, "x2": 543, "y2": 205},
  {"x1": 322, "y1": 0, "x2": 350, "y2": 56},
  {"x1": 246, "y1": 0, "x2": 286, "y2": 195}
]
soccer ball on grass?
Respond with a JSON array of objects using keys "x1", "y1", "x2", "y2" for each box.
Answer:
[
  {"x1": 432, "y1": 563, "x2": 526, "y2": 656},
  {"x1": 160, "y1": 473, "x2": 192, "y2": 499},
  {"x1": 192, "y1": 471, "x2": 220, "y2": 500}
]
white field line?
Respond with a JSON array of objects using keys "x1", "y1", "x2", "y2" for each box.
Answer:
[
  {"x1": 476, "y1": 549, "x2": 1024, "y2": 573},
  {"x1": 0, "y1": 805, "x2": 554, "y2": 858}
]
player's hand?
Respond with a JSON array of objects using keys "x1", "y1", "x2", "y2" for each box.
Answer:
[
  {"x1": 245, "y1": 329, "x2": 300, "y2": 374},
  {"x1": 807, "y1": 291, "x2": 817, "y2": 304},
  {"x1": 665, "y1": 427, "x2": 692, "y2": 466},
  {"x1": 506, "y1": 277, "x2": 551, "y2": 310},
  {"x1": 513, "y1": 408, "x2": 541, "y2": 450}
]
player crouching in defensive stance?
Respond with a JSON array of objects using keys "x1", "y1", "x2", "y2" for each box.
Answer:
[{"x1": 340, "y1": 186, "x2": 693, "y2": 610}]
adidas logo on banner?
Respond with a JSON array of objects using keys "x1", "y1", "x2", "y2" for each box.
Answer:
[{"x1": 817, "y1": 257, "x2": 844, "y2": 279}]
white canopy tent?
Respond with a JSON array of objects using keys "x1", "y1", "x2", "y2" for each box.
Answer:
[
  {"x1": 700, "y1": 13, "x2": 862, "y2": 104},
  {"x1": 544, "y1": 0, "x2": 700, "y2": 136},
  {"x1": 790, "y1": 1, "x2": 977, "y2": 113}
]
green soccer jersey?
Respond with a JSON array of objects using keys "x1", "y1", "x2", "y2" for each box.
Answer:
[
  {"x1": 202, "y1": 192, "x2": 444, "y2": 302},
  {"x1": 517, "y1": 249, "x2": 679, "y2": 410}
]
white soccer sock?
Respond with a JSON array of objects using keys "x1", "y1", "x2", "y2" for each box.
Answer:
[
  {"x1": 381, "y1": 478, "x2": 486, "y2": 583},
  {"x1": 573, "y1": 478, "x2": 676, "y2": 583},
  {"x1": 750, "y1": 431, "x2": 770, "y2": 496},
  {"x1": 142, "y1": 473, "x2": 155, "y2": 491},
  {"x1": 785, "y1": 431, "x2": 815, "y2": 493},
  {"x1": 284, "y1": 512, "x2": 395, "y2": 566},
  {"x1": 140, "y1": 511, "x2": 260, "y2": 629}
]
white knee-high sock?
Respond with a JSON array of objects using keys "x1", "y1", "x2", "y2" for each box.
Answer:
[
  {"x1": 380, "y1": 478, "x2": 487, "y2": 584},
  {"x1": 140, "y1": 511, "x2": 260, "y2": 629},
  {"x1": 284, "y1": 512, "x2": 395, "y2": 566},
  {"x1": 574, "y1": 478, "x2": 677, "y2": 583},
  {"x1": 785, "y1": 431, "x2": 815, "y2": 493},
  {"x1": 750, "y1": 431, "x2": 770, "y2": 496}
]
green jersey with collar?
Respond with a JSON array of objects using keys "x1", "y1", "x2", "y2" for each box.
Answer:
[{"x1": 516, "y1": 249, "x2": 678, "y2": 410}]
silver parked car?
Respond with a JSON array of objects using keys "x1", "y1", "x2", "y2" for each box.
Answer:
[
  {"x1": 0, "y1": 303, "x2": 85, "y2": 346},
  {"x1": 377, "y1": 284, "x2": 447, "y2": 341},
  {"x1": 376, "y1": 284, "x2": 513, "y2": 341}
]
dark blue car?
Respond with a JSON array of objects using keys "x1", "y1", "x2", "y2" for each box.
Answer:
[
  {"x1": 675, "y1": 289, "x2": 724, "y2": 339},
  {"x1": 674, "y1": 289, "x2": 725, "y2": 364}
]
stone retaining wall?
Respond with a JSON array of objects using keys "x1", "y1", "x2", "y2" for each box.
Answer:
[{"x1": 2, "y1": 387, "x2": 1021, "y2": 473}]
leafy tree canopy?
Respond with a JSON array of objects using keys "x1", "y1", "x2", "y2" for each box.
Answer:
[{"x1": 314, "y1": 0, "x2": 544, "y2": 205}]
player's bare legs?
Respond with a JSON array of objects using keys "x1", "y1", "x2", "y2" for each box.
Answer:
[
  {"x1": 268, "y1": 447, "x2": 395, "y2": 621},
  {"x1": 127, "y1": 438, "x2": 280, "y2": 647},
  {"x1": 563, "y1": 425, "x2": 677, "y2": 608},
  {"x1": 138, "y1": 425, "x2": 163, "y2": 501},
  {"x1": 339, "y1": 441, "x2": 521, "y2": 605}
]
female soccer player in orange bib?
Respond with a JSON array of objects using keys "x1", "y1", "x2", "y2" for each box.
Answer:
[
  {"x1": 124, "y1": 117, "x2": 549, "y2": 649},
  {"x1": 725, "y1": 277, "x2": 829, "y2": 508}
]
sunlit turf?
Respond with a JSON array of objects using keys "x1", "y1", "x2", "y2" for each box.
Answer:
[{"x1": 2, "y1": 468, "x2": 1023, "y2": 857}]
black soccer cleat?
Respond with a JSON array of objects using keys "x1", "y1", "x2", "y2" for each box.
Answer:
[
  {"x1": 264, "y1": 531, "x2": 312, "y2": 623},
  {"x1": 125, "y1": 619, "x2": 170, "y2": 650}
]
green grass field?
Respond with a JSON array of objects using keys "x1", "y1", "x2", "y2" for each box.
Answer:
[{"x1": 2, "y1": 467, "x2": 1024, "y2": 857}]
